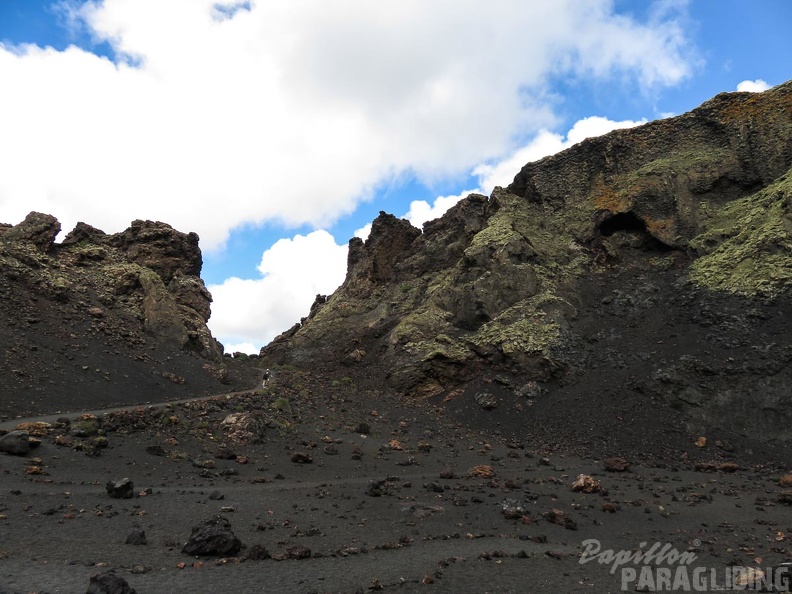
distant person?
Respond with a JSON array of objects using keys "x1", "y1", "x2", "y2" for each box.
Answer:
[{"x1": 262, "y1": 369, "x2": 270, "y2": 388}]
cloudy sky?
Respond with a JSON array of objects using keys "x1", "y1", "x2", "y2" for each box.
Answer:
[{"x1": 0, "y1": 0, "x2": 789, "y2": 354}]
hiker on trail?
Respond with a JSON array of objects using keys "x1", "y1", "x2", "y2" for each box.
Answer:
[{"x1": 262, "y1": 369, "x2": 270, "y2": 388}]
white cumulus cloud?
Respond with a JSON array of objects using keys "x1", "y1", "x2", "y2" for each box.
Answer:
[
  {"x1": 0, "y1": 0, "x2": 694, "y2": 250},
  {"x1": 207, "y1": 229, "x2": 347, "y2": 352},
  {"x1": 736, "y1": 79, "x2": 771, "y2": 93}
]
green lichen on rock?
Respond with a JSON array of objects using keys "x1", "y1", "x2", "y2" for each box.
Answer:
[
  {"x1": 389, "y1": 305, "x2": 450, "y2": 347},
  {"x1": 468, "y1": 292, "x2": 575, "y2": 361},
  {"x1": 470, "y1": 309, "x2": 560, "y2": 357},
  {"x1": 689, "y1": 168, "x2": 792, "y2": 297},
  {"x1": 413, "y1": 333, "x2": 472, "y2": 364}
]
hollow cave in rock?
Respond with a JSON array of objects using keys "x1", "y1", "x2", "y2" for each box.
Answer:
[{"x1": 598, "y1": 211, "x2": 672, "y2": 251}]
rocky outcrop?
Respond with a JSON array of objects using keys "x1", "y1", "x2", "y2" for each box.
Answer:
[
  {"x1": 262, "y1": 81, "x2": 792, "y2": 441},
  {"x1": 0, "y1": 212, "x2": 61, "y2": 251},
  {"x1": 106, "y1": 219, "x2": 202, "y2": 282},
  {"x1": 0, "y1": 216, "x2": 255, "y2": 417},
  {"x1": 2, "y1": 216, "x2": 220, "y2": 359}
]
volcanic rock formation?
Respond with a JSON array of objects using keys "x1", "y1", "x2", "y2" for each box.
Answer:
[
  {"x1": 262, "y1": 81, "x2": 792, "y2": 445},
  {"x1": 0, "y1": 215, "x2": 256, "y2": 417}
]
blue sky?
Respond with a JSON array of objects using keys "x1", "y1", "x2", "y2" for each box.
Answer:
[{"x1": 0, "y1": 0, "x2": 789, "y2": 353}]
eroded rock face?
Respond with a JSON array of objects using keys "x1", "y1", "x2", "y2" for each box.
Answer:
[
  {"x1": 0, "y1": 212, "x2": 61, "y2": 251},
  {"x1": 11, "y1": 216, "x2": 220, "y2": 359},
  {"x1": 262, "y1": 81, "x2": 792, "y2": 440},
  {"x1": 0, "y1": 214, "x2": 242, "y2": 416},
  {"x1": 110, "y1": 219, "x2": 202, "y2": 282}
]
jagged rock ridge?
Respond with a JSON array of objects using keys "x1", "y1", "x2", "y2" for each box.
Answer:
[
  {"x1": 0, "y1": 214, "x2": 255, "y2": 418},
  {"x1": 262, "y1": 81, "x2": 792, "y2": 445}
]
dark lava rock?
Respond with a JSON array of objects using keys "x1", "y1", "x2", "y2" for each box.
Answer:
[
  {"x1": 248, "y1": 544, "x2": 270, "y2": 560},
  {"x1": 182, "y1": 516, "x2": 242, "y2": 557},
  {"x1": 86, "y1": 570, "x2": 137, "y2": 594},
  {"x1": 291, "y1": 452, "x2": 313, "y2": 464},
  {"x1": 145, "y1": 445, "x2": 167, "y2": 457},
  {"x1": 777, "y1": 492, "x2": 792, "y2": 505},
  {"x1": 214, "y1": 447, "x2": 237, "y2": 460},
  {"x1": 106, "y1": 478, "x2": 135, "y2": 499},
  {"x1": 367, "y1": 479, "x2": 388, "y2": 497},
  {"x1": 125, "y1": 529, "x2": 147, "y2": 546},
  {"x1": 424, "y1": 482, "x2": 445, "y2": 493},
  {"x1": 543, "y1": 508, "x2": 577, "y2": 530},
  {"x1": 0, "y1": 430, "x2": 31, "y2": 456},
  {"x1": 286, "y1": 545, "x2": 311, "y2": 560},
  {"x1": 502, "y1": 505, "x2": 526, "y2": 520}
]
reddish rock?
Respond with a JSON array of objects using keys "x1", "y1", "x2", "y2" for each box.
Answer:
[{"x1": 604, "y1": 457, "x2": 631, "y2": 472}]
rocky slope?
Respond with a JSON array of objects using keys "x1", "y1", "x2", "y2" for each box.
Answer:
[
  {"x1": 0, "y1": 214, "x2": 257, "y2": 418},
  {"x1": 262, "y1": 81, "x2": 792, "y2": 451}
]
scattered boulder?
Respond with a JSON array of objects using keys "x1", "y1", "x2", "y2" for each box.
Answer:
[
  {"x1": 424, "y1": 482, "x2": 444, "y2": 493},
  {"x1": 247, "y1": 544, "x2": 270, "y2": 560},
  {"x1": 86, "y1": 570, "x2": 137, "y2": 594},
  {"x1": 0, "y1": 430, "x2": 31, "y2": 456},
  {"x1": 778, "y1": 492, "x2": 792, "y2": 505},
  {"x1": 15, "y1": 421, "x2": 52, "y2": 436},
  {"x1": 468, "y1": 465, "x2": 494, "y2": 478},
  {"x1": 182, "y1": 516, "x2": 242, "y2": 557},
  {"x1": 191, "y1": 458, "x2": 216, "y2": 469},
  {"x1": 571, "y1": 474, "x2": 602, "y2": 493},
  {"x1": 106, "y1": 478, "x2": 135, "y2": 499},
  {"x1": 501, "y1": 500, "x2": 527, "y2": 520},
  {"x1": 214, "y1": 446, "x2": 237, "y2": 460},
  {"x1": 291, "y1": 452, "x2": 313, "y2": 464},
  {"x1": 517, "y1": 381, "x2": 545, "y2": 399},
  {"x1": 439, "y1": 468, "x2": 455, "y2": 479},
  {"x1": 603, "y1": 457, "x2": 631, "y2": 472},
  {"x1": 145, "y1": 445, "x2": 167, "y2": 457},
  {"x1": 474, "y1": 392, "x2": 498, "y2": 410},
  {"x1": 54, "y1": 435, "x2": 75, "y2": 448},
  {"x1": 286, "y1": 545, "x2": 311, "y2": 560},
  {"x1": 125, "y1": 529, "x2": 147, "y2": 546},
  {"x1": 694, "y1": 461, "x2": 740, "y2": 473},
  {"x1": 543, "y1": 508, "x2": 577, "y2": 530},
  {"x1": 367, "y1": 479, "x2": 388, "y2": 497}
]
